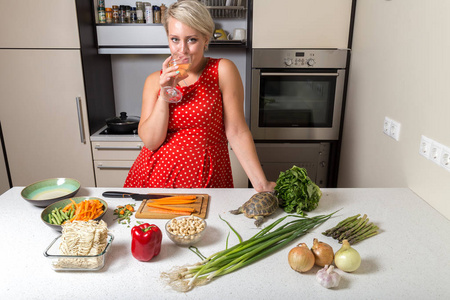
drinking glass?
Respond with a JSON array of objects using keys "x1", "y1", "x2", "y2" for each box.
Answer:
[{"x1": 161, "y1": 53, "x2": 192, "y2": 103}]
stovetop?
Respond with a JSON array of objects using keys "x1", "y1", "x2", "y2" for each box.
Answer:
[
  {"x1": 99, "y1": 128, "x2": 138, "y2": 135},
  {"x1": 90, "y1": 126, "x2": 142, "y2": 142}
]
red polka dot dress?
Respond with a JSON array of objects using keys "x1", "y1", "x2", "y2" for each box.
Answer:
[{"x1": 124, "y1": 58, "x2": 234, "y2": 189}]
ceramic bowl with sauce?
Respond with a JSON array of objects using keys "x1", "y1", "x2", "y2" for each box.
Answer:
[{"x1": 21, "y1": 178, "x2": 81, "y2": 207}]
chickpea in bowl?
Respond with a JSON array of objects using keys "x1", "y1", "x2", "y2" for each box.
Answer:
[{"x1": 165, "y1": 216, "x2": 207, "y2": 246}]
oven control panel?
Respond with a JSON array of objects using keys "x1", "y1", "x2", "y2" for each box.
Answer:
[
  {"x1": 253, "y1": 49, "x2": 348, "y2": 69},
  {"x1": 284, "y1": 57, "x2": 316, "y2": 67}
]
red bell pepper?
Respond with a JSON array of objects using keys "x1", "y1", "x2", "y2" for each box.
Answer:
[{"x1": 131, "y1": 223, "x2": 162, "y2": 262}]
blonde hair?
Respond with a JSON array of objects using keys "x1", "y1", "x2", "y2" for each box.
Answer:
[{"x1": 163, "y1": 0, "x2": 215, "y2": 43}]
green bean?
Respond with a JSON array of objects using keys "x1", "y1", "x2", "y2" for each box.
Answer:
[
  {"x1": 56, "y1": 209, "x2": 63, "y2": 223},
  {"x1": 52, "y1": 211, "x2": 62, "y2": 224},
  {"x1": 58, "y1": 208, "x2": 65, "y2": 220}
]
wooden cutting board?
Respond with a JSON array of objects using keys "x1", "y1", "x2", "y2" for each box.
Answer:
[{"x1": 135, "y1": 194, "x2": 209, "y2": 219}]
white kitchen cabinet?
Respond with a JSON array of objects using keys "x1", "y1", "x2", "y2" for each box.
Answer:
[
  {"x1": 252, "y1": 0, "x2": 353, "y2": 49},
  {"x1": 91, "y1": 141, "x2": 247, "y2": 187},
  {"x1": 0, "y1": 50, "x2": 95, "y2": 187},
  {"x1": 0, "y1": 0, "x2": 103, "y2": 187},
  {"x1": 0, "y1": 0, "x2": 79, "y2": 48},
  {"x1": 229, "y1": 145, "x2": 249, "y2": 188},
  {"x1": 91, "y1": 141, "x2": 144, "y2": 187}
]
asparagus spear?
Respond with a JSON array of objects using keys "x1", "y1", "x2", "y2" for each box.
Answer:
[{"x1": 322, "y1": 214, "x2": 379, "y2": 244}]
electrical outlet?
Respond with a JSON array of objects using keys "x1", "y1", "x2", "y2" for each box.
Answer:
[
  {"x1": 383, "y1": 117, "x2": 392, "y2": 136},
  {"x1": 390, "y1": 120, "x2": 401, "y2": 141},
  {"x1": 383, "y1": 117, "x2": 401, "y2": 141},
  {"x1": 440, "y1": 146, "x2": 450, "y2": 171},
  {"x1": 419, "y1": 135, "x2": 432, "y2": 159},
  {"x1": 429, "y1": 141, "x2": 443, "y2": 165}
]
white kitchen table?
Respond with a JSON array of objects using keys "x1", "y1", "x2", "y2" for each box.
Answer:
[{"x1": 1, "y1": 187, "x2": 449, "y2": 299}]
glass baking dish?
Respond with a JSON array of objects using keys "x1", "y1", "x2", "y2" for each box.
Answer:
[{"x1": 43, "y1": 233, "x2": 114, "y2": 271}]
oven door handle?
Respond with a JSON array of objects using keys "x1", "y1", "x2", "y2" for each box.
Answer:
[{"x1": 261, "y1": 72, "x2": 340, "y2": 77}]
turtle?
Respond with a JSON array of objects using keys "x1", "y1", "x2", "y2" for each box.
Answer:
[{"x1": 229, "y1": 192, "x2": 279, "y2": 227}]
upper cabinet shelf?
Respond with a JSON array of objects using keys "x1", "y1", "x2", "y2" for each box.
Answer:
[
  {"x1": 202, "y1": 0, "x2": 247, "y2": 18},
  {"x1": 95, "y1": 0, "x2": 249, "y2": 54}
]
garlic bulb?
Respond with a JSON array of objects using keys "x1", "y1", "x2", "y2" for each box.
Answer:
[{"x1": 316, "y1": 265, "x2": 341, "y2": 288}]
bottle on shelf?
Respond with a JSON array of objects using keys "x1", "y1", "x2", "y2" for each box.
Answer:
[
  {"x1": 130, "y1": 7, "x2": 137, "y2": 23},
  {"x1": 145, "y1": 4, "x2": 153, "y2": 24},
  {"x1": 105, "y1": 7, "x2": 113, "y2": 24},
  {"x1": 112, "y1": 5, "x2": 119, "y2": 23},
  {"x1": 98, "y1": 7, "x2": 106, "y2": 24}
]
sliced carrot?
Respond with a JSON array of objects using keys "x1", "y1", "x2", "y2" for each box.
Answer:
[
  {"x1": 154, "y1": 195, "x2": 197, "y2": 201},
  {"x1": 150, "y1": 199, "x2": 196, "y2": 205},
  {"x1": 147, "y1": 207, "x2": 192, "y2": 216},
  {"x1": 146, "y1": 203, "x2": 195, "y2": 213},
  {"x1": 68, "y1": 199, "x2": 104, "y2": 222},
  {"x1": 63, "y1": 198, "x2": 78, "y2": 212}
]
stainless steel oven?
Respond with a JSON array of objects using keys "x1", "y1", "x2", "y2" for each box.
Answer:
[
  {"x1": 250, "y1": 49, "x2": 349, "y2": 187},
  {"x1": 251, "y1": 49, "x2": 348, "y2": 141}
]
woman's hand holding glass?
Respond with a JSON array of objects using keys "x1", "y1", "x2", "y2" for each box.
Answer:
[{"x1": 161, "y1": 53, "x2": 192, "y2": 103}]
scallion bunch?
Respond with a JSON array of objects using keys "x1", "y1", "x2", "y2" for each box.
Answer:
[{"x1": 161, "y1": 212, "x2": 336, "y2": 292}]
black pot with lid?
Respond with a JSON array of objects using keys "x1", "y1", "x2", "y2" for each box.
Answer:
[{"x1": 105, "y1": 112, "x2": 140, "y2": 134}]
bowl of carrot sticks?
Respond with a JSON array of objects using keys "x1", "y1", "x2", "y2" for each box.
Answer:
[{"x1": 41, "y1": 197, "x2": 108, "y2": 231}]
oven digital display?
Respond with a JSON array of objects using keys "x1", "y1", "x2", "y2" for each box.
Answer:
[{"x1": 295, "y1": 52, "x2": 305, "y2": 57}]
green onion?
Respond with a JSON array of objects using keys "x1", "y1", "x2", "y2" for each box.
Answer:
[{"x1": 161, "y1": 211, "x2": 336, "y2": 292}]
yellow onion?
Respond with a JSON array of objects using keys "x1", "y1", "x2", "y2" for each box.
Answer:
[
  {"x1": 311, "y1": 238, "x2": 334, "y2": 267},
  {"x1": 288, "y1": 243, "x2": 315, "y2": 273},
  {"x1": 334, "y1": 239, "x2": 361, "y2": 272}
]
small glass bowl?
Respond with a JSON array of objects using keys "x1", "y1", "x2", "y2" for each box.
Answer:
[
  {"x1": 43, "y1": 233, "x2": 114, "y2": 271},
  {"x1": 165, "y1": 216, "x2": 207, "y2": 247}
]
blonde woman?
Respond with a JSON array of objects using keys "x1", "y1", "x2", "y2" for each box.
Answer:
[{"x1": 125, "y1": 0, "x2": 275, "y2": 192}]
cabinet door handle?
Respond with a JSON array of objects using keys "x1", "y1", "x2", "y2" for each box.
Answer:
[
  {"x1": 94, "y1": 145, "x2": 142, "y2": 150},
  {"x1": 75, "y1": 97, "x2": 85, "y2": 144},
  {"x1": 97, "y1": 165, "x2": 131, "y2": 170}
]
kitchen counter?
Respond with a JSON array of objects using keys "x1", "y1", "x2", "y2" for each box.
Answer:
[{"x1": 1, "y1": 187, "x2": 449, "y2": 299}]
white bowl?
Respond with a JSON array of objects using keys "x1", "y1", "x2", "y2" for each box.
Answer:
[{"x1": 165, "y1": 216, "x2": 207, "y2": 246}]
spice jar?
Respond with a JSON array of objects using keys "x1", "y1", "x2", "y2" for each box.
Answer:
[
  {"x1": 160, "y1": 4, "x2": 167, "y2": 24},
  {"x1": 105, "y1": 7, "x2": 113, "y2": 24},
  {"x1": 98, "y1": 7, "x2": 106, "y2": 24},
  {"x1": 136, "y1": 1, "x2": 144, "y2": 23},
  {"x1": 153, "y1": 6, "x2": 161, "y2": 24},
  {"x1": 136, "y1": 1, "x2": 143, "y2": 13},
  {"x1": 130, "y1": 7, "x2": 137, "y2": 23},
  {"x1": 137, "y1": 10, "x2": 144, "y2": 23},
  {"x1": 126, "y1": 6, "x2": 131, "y2": 23},
  {"x1": 119, "y1": 5, "x2": 126, "y2": 23},
  {"x1": 112, "y1": 5, "x2": 119, "y2": 23},
  {"x1": 145, "y1": 4, "x2": 153, "y2": 24}
]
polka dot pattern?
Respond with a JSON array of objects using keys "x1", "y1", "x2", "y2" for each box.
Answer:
[{"x1": 124, "y1": 58, "x2": 234, "y2": 189}]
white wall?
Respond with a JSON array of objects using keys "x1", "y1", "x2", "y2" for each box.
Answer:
[
  {"x1": 339, "y1": 0, "x2": 450, "y2": 219},
  {"x1": 112, "y1": 49, "x2": 248, "y2": 117}
]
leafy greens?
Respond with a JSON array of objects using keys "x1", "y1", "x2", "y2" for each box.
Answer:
[{"x1": 274, "y1": 166, "x2": 322, "y2": 215}]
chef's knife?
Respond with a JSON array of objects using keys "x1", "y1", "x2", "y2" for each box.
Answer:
[{"x1": 102, "y1": 191, "x2": 170, "y2": 201}]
